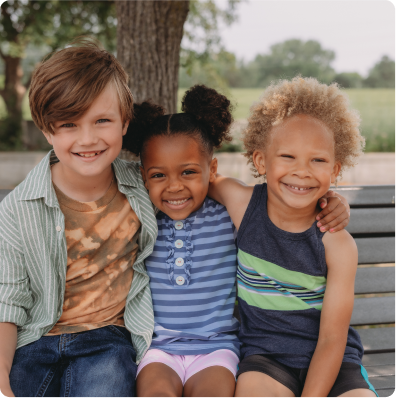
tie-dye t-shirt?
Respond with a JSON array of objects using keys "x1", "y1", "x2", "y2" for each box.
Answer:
[{"x1": 47, "y1": 177, "x2": 141, "y2": 335}]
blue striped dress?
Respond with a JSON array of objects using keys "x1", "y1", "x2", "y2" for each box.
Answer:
[{"x1": 145, "y1": 197, "x2": 241, "y2": 356}]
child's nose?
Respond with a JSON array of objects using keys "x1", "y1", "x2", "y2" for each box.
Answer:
[
  {"x1": 78, "y1": 127, "x2": 99, "y2": 146},
  {"x1": 167, "y1": 178, "x2": 184, "y2": 192},
  {"x1": 293, "y1": 161, "x2": 311, "y2": 178}
]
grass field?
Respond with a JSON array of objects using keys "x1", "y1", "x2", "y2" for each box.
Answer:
[
  {"x1": 178, "y1": 88, "x2": 395, "y2": 152},
  {"x1": 0, "y1": 88, "x2": 393, "y2": 152}
]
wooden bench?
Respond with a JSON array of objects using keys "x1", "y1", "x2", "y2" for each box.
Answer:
[
  {"x1": 0, "y1": 185, "x2": 395, "y2": 396},
  {"x1": 335, "y1": 185, "x2": 395, "y2": 397}
]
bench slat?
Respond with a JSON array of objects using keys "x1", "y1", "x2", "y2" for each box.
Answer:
[
  {"x1": 366, "y1": 364, "x2": 395, "y2": 377},
  {"x1": 335, "y1": 185, "x2": 395, "y2": 207},
  {"x1": 347, "y1": 208, "x2": 395, "y2": 234},
  {"x1": 370, "y1": 375, "x2": 395, "y2": 390},
  {"x1": 358, "y1": 327, "x2": 395, "y2": 353},
  {"x1": 355, "y1": 237, "x2": 395, "y2": 264},
  {"x1": 363, "y1": 353, "x2": 396, "y2": 367},
  {"x1": 377, "y1": 388, "x2": 395, "y2": 397},
  {"x1": 351, "y1": 297, "x2": 395, "y2": 326},
  {"x1": 355, "y1": 266, "x2": 395, "y2": 294}
]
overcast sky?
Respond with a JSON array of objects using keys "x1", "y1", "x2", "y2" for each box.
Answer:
[{"x1": 218, "y1": 0, "x2": 395, "y2": 76}]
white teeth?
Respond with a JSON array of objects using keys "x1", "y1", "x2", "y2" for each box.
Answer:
[
  {"x1": 288, "y1": 184, "x2": 310, "y2": 191},
  {"x1": 167, "y1": 199, "x2": 188, "y2": 205},
  {"x1": 77, "y1": 152, "x2": 101, "y2": 157}
]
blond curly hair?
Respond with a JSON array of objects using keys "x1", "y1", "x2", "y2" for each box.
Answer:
[{"x1": 243, "y1": 77, "x2": 365, "y2": 179}]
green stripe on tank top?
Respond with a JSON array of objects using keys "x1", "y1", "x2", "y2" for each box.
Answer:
[{"x1": 237, "y1": 249, "x2": 327, "y2": 311}]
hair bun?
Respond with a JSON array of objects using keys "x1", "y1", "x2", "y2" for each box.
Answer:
[
  {"x1": 123, "y1": 101, "x2": 165, "y2": 156},
  {"x1": 181, "y1": 85, "x2": 233, "y2": 148}
]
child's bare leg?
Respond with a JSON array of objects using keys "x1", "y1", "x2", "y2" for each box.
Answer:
[
  {"x1": 235, "y1": 371, "x2": 295, "y2": 397},
  {"x1": 137, "y1": 363, "x2": 183, "y2": 397},
  {"x1": 184, "y1": 366, "x2": 236, "y2": 397},
  {"x1": 339, "y1": 389, "x2": 377, "y2": 397}
]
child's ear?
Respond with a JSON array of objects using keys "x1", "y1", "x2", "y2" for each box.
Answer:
[
  {"x1": 209, "y1": 158, "x2": 218, "y2": 183},
  {"x1": 122, "y1": 120, "x2": 130, "y2": 136},
  {"x1": 140, "y1": 166, "x2": 149, "y2": 190},
  {"x1": 252, "y1": 150, "x2": 266, "y2": 176},
  {"x1": 331, "y1": 162, "x2": 341, "y2": 183},
  {"x1": 42, "y1": 131, "x2": 53, "y2": 145}
]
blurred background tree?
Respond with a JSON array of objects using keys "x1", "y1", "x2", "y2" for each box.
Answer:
[
  {"x1": 363, "y1": 56, "x2": 395, "y2": 89},
  {"x1": 0, "y1": 0, "x2": 394, "y2": 153},
  {"x1": 116, "y1": 0, "x2": 240, "y2": 113},
  {"x1": 0, "y1": 0, "x2": 115, "y2": 150}
]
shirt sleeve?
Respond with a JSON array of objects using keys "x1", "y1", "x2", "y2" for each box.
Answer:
[{"x1": 0, "y1": 201, "x2": 33, "y2": 326}]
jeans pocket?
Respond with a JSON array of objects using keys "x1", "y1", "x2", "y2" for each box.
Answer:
[{"x1": 107, "y1": 325, "x2": 132, "y2": 342}]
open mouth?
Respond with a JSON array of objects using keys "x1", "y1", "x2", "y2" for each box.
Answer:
[
  {"x1": 163, "y1": 198, "x2": 191, "y2": 210},
  {"x1": 283, "y1": 183, "x2": 314, "y2": 193},
  {"x1": 73, "y1": 150, "x2": 106, "y2": 158},
  {"x1": 166, "y1": 198, "x2": 189, "y2": 205}
]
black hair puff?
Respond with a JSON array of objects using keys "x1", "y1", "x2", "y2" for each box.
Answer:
[
  {"x1": 181, "y1": 85, "x2": 233, "y2": 148},
  {"x1": 123, "y1": 101, "x2": 165, "y2": 156}
]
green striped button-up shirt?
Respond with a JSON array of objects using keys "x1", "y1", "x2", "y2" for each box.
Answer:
[{"x1": 0, "y1": 151, "x2": 158, "y2": 363}]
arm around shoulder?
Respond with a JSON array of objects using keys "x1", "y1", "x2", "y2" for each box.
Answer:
[{"x1": 208, "y1": 174, "x2": 254, "y2": 229}]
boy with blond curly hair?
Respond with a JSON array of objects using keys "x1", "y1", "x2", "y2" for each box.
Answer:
[{"x1": 0, "y1": 40, "x2": 157, "y2": 397}]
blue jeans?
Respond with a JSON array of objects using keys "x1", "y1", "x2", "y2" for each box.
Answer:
[{"x1": 9, "y1": 326, "x2": 137, "y2": 397}]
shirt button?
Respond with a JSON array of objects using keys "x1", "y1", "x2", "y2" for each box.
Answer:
[
  {"x1": 175, "y1": 221, "x2": 184, "y2": 230},
  {"x1": 56, "y1": 226, "x2": 62, "y2": 232},
  {"x1": 175, "y1": 257, "x2": 184, "y2": 267},
  {"x1": 176, "y1": 276, "x2": 185, "y2": 285},
  {"x1": 57, "y1": 311, "x2": 61, "y2": 317},
  {"x1": 175, "y1": 239, "x2": 183, "y2": 249}
]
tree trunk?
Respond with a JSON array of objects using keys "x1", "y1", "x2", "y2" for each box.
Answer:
[
  {"x1": 116, "y1": 1, "x2": 189, "y2": 113},
  {"x1": 0, "y1": 54, "x2": 26, "y2": 149}
]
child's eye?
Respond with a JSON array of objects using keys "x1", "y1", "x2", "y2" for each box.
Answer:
[
  {"x1": 313, "y1": 158, "x2": 326, "y2": 162},
  {"x1": 182, "y1": 170, "x2": 196, "y2": 175},
  {"x1": 60, "y1": 123, "x2": 75, "y2": 128},
  {"x1": 97, "y1": 119, "x2": 110, "y2": 124},
  {"x1": 151, "y1": 173, "x2": 165, "y2": 179},
  {"x1": 281, "y1": 154, "x2": 294, "y2": 159}
]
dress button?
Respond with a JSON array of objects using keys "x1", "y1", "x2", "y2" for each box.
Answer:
[
  {"x1": 175, "y1": 239, "x2": 183, "y2": 249},
  {"x1": 176, "y1": 276, "x2": 185, "y2": 285},
  {"x1": 175, "y1": 221, "x2": 184, "y2": 230},
  {"x1": 57, "y1": 311, "x2": 61, "y2": 317},
  {"x1": 56, "y1": 226, "x2": 62, "y2": 232},
  {"x1": 175, "y1": 257, "x2": 184, "y2": 267}
]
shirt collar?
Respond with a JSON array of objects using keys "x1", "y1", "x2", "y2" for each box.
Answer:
[{"x1": 18, "y1": 151, "x2": 138, "y2": 206}]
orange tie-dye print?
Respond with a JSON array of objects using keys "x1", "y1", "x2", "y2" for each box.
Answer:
[{"x1": 47, "y1": 177, "x2": 141, "y2": 335}]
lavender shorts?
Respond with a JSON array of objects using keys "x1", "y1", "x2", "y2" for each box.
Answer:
[{"x1": 137, "y1": 348, "x2": 239, "y2": 385}]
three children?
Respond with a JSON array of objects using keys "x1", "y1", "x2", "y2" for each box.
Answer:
[{"x1": 0, "y1": 40, "x2": 371, "y2": 397}]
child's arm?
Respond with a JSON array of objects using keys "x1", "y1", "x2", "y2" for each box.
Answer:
[
  {"x1": 0, "y1": 322, "x2": 17, "y2": 397},
  {"x1": 208, "y1": 174, "x2": 254, "y2": 230},
  {"x1": 209, "y1": 174, "x2": 350, "y2": 231},
  {"x1": 301, "y1": 230, "x2": 358, "y2": 397}
]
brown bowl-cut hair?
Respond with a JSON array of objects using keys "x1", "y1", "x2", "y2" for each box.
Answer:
[{"x1": 29, "y1": 37, "x2": 133, "y2": 134}]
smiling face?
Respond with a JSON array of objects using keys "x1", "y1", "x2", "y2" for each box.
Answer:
[
  {"x1": 140, "y1": 135, "x2": 217, "y2": 220},
  {"x1": 44, "y1": 83, "x2": 128, "y2": 184},
  {"x1": 253, "y1": 114, "x2": 341, "y2": 213}
]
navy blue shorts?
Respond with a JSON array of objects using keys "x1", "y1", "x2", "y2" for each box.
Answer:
[{"x1": 236, "y1": 354, "x2": 378, "y2": 397}]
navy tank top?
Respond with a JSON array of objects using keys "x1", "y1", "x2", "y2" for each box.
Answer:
[{"x1": 237, "y1": 183, "x2": 363, "y2": 368}]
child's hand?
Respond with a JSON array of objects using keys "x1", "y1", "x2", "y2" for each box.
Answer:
[{"x1": 316, "y1": 191, "x2": 350, "y2": 233}]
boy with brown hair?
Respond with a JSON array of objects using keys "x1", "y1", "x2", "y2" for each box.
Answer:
[{"x1": 0, "y1": 39, "x2": 157, "y2": 397}]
